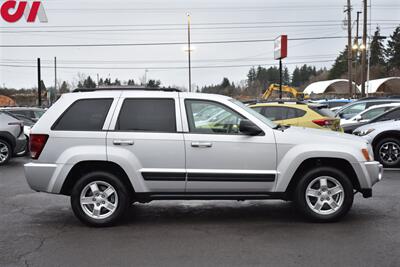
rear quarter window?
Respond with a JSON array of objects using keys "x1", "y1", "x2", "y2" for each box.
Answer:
[{"x1": 52, "y1": 98, "x2": 113, "y2": 131}]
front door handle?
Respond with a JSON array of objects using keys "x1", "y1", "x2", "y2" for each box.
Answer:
[
  {"x1": 191, "y1": 142, "x2": 212, "y2": 148},
  {"x1": 113, "y1": 140, "x2": 134, "y2": 146}
]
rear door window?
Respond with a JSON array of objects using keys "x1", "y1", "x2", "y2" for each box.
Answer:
[
  {"x1": 52, "y1": 98, "x2": 113, "y2": 131},
  {"x1": 377, "y1": 108, "x2": 400, "y2": 121},
  {"x1": 116, "y1": 98, "x2": 176, "y2": 132}
]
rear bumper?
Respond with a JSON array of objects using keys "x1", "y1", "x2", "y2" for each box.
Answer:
[
  {"x1": 24, "y1": 162, "x2": 57, "y2": 192},
  {"x1": 13, "y1": 134, "x2": 27, "y2": 156}
]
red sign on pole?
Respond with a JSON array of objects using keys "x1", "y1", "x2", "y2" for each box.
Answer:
[{"x1": 274, "y1": 35, "x2": 287, "y2": 60}]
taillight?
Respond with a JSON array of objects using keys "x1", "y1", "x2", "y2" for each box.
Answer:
[
  {"x1": 30, "y1": 134, "x2": 49, "y2": 159},
  {"x1": 312, "y1": 119, "x2": 333, "y2": 127}
]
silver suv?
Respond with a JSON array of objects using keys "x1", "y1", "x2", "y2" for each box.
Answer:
[{"x1": 25, "y1": 89, "x2": 383, "y2": 226}]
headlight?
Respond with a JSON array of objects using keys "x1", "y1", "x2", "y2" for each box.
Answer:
[{"x1": 354, "y1": 128, "x2": 375, "y2": 136}]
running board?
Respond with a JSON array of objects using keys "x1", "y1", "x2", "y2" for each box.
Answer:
[{"x1": 134, "y1": 192, "x2": 287, "y2": 202}]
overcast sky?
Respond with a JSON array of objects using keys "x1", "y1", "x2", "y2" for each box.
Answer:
[{"x1": 0, "y1": 0, "x2": 399, "y2": 90}]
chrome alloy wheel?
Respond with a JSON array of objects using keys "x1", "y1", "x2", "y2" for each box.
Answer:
[
  {"x1": 80, "y1": 181, "x2": 118, "y2": 219},
  {"x1": 379, "y1": 142, "x2": 400, "y2": 165},
  {"x1": 305, "y1": 176, "x2": 344, "y2": 215},
  {"x1": 0, "y1": 141, "x2": 10, "y2": 164}
]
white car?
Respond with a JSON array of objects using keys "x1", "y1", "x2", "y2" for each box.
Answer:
[{"x1": 340, "y1": 103, "x2": 400, "y2": 127}]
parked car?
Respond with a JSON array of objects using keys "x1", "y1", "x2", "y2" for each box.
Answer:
[
  {"x1": 25, "y1": 88, "x2": 382, "y2": 226},
  {"x1": 313, "y1": 99, "x2": 353, "y2": 110},
  {"x1": 343, "y1": 106, "x2": 400, "y2": 134},
  {"x1": 0, "y1": 111, "x2": 28, "y2": 165},
  {"x1": 354, "y1": 120, "x2": 400, "y2": 168},
  {"x1": 249, "y1": 102, "x2": 342, "y2": 131},
  {"x1": 340, "y1": 103, "x2": 400, "y2": 127},
  {"x1": 0, "y1": 107, "x2": 45, "y2": 122},
  {"x1": 335, "y1": 97, "x2": 400, "y2": 119}
]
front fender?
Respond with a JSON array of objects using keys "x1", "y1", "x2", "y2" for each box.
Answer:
[{"x1": 275, "y1": 144, "x2": 362, "y2": 192}]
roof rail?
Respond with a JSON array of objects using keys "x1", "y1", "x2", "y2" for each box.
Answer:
[{"x1": 72, "y1": 87, "x2": 181, "y2": 92}]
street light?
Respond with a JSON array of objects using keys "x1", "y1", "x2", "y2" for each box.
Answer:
[{"x1": 186, "y1": 13, "x2": 192, "y2": 92}]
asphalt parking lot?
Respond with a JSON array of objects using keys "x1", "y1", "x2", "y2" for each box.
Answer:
[{"x1": 0, "y1": 157, "x2": 399, "y2": 267}]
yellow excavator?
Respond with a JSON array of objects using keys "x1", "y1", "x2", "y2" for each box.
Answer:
[{"x1": 261, "y1": 84, "x2": 309, "y2": 100}]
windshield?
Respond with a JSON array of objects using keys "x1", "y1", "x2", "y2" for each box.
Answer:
[{"x1": 230, "y1": 99, "x2": 276, "y2": 128}]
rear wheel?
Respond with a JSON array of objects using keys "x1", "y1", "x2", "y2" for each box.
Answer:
[
  {"x1": 375, "y1": 137, "x2": 400, "y2": 168},
  {"x1": 0, "y1": 139, "x2": 11, "y2": 166},
  {"x1": 294, "y1": 166, "x2": 354, "y2": 222},
  {"x1": 71, "y1": 171, "x2": 130, "y2": 227}
]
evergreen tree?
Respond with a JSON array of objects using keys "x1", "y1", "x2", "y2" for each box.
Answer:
[
  {"x1": 370, "y1": 26, "x2": 386, "y2": 66},
  {"x1": 328, "y1": 46, "x2": 348, "y2": 79},
  {"x1": 283, "y1": 67, "x2": 290, "y2": 85},
  {"x1": 98, "y1": 78, "x2": 104, "y2": 86},
  {"x1": 147, "y1": 79, "x2": 161, "y2": 88},
  {"x1": 83, "y1": 76, "x2": 96, "y2": 88},
  {"x1": 59, "y1": 81, "x2": 69, "y2": 94},
  {"x1": 247, "y1": 67, "x2": 256, "y2": 86},
  {"x1": 386, "y1": 25, "x2": 400, "y2": 69},
  {"x1": 221, "y1": 77, "x2": 230, "y2": 88},
  {"x1": 127, "y1": 79, "x2": 135, "y2": 85},
  {"x1": 291, "y1": 67, "x2": 301, "y2": 86}
]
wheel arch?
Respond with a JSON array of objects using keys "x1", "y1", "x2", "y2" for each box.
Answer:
[
  {"x1": 285, "y1": 157, "x2": 360, "y2": 200},
  {"x1": 60, "y1": 160, "x2": 135, "y2": 196},
  {"x1": 0, "y1": 131, "x2": 16, "y2": 151},
  {"x1": 371, "y1": 130, "x2": 400, "y2": 149}
]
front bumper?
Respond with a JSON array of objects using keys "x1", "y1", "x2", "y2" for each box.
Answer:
[{"x1": 359, "y1": 161, "x2": 383, "y2": 198}]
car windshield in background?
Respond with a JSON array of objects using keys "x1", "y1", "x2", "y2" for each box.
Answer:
[{"x1": 231, "y1": 99, "x2": 276, "y2": 128}]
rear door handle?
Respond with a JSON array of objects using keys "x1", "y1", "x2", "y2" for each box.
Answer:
[
  {"x1": 113, "y1": 140, "x2": 134, "y2": 146},
  {"x1": 191, "y1": 142, "x2": 212, "y2": 148}
]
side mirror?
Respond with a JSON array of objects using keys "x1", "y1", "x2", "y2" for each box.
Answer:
[
  {"x1": 239, "y1": 119, "x2": 263, "y2": 136},
  {"x1": 354, "y1": 115, "x2": 362, "y2": 121}
]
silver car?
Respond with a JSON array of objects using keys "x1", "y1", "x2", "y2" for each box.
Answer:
[
  {"x1": 354, "y1": 119, "x2": 400, "y2": 168},
  {"x1": 0, "y1": 112, "x2": 28, "y2": 165},
  {"x1": 24, "y1": 89, "x2": 382, "y2": 226}
]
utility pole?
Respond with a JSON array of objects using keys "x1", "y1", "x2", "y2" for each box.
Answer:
[
  {"x1": 346, "y1": 0, "x2": 353, "y2": 98},
  {"x1": 360, "y1": 0, "x2": 367, "y2": 97},
  {"x1": 187, "y1": 13, "x2": 192, "y2": 92},
  {"x1": 353, "y1": 11, "x2": 361, "y2": 97},
  {"x1": 279, "y1": 59, "x2": 282, "y2": 100},
  {"x1": 53, "y1": 57, "x2": 57, "y2": 106},
  {"x1": 37, "y1": 58, "x2": 42, "y2": 107}
]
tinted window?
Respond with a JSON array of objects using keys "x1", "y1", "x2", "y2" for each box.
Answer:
[
  {"x1": 186, "y1": 100, "x2": 244, "y2": 134},
  {"x1": 53, "y1": 98, "x2": 112, "y2": 131},
  {"x1": 376, "y1": 108, "x2": 400, "y2": 121},
  {"x1": 117, "y1": 98, "x2": 176, "y2": 132},
  {"x1": 262, "y1": 107, "x2": 284, "y2": 121},
  {"x1": 341, "y1": 102, "x2": 366, "y2": 115},
  {"x1": 361, "y1": 107, "x2": 389, "y2": 120},
  {"x1": 365, "y1": 101, "x2": 390, "y2": 108},
  {"x1": 310, "y1": 106, "x2": 335, "y2": 117}
]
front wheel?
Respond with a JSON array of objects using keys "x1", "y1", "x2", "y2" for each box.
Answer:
[
  {"x1": 294, "y1": 167, "x2": 354, "y2": 222},
  {"x1": 71, "y1": 171, "x2": 130, "y2": 227}
]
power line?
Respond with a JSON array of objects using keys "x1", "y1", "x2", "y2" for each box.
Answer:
[
  {"x1": 0, "y1": 36, "x2": 348, "y2": 48},
  {"x1": 2, "y1": 19, "x2": 397, "y2": 29},
  {"x1": 0, "y1": 59, "x2": 335, "y2": 70},
  {"x1": 2, "y1": 23, "x2": 398, "y2": 34}
]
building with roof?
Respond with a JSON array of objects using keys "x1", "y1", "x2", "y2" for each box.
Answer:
[
  {"x1": 365, "y1": 77, "x2": 400, "y2": 95},
  {"x1": 303, "y1": 79, "x2": 360, "y2": 98}
]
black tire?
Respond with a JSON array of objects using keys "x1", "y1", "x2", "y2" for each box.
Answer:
[
  {"x1": 294, "y1": 166, "x2": 354, "y2": 222},
  {"x1": 71, "y1": 171, "x2": 131, "y2": 227},
  {"x1": 0, "y1": 139, "x2": 12, "y2": 166},
  {"x1": 374, "y1": 137, "x2": 400, "y2": 168}
]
